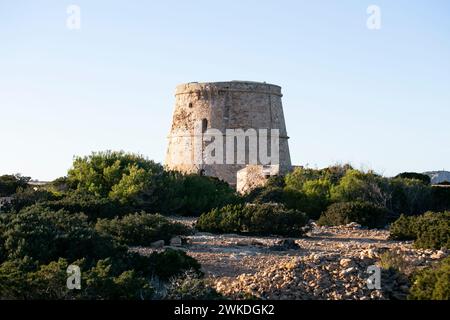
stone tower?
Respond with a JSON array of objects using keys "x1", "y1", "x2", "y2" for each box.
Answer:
[{"x1": 165, "y1": 81, "x2": 291, "y2": 187}]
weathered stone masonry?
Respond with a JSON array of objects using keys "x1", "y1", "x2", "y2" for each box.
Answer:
[{"x1": 165, "y1": 81, "x2": 292, "y2": 190}]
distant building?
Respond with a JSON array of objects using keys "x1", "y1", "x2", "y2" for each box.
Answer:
[{"x1": 423, "y1": 171, "x2": 450, "y2": 185}]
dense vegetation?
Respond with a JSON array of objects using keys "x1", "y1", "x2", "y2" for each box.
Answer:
[
  {"x1": 318, "y1": 201, "x2": 388, "y2": 229},
  {"x1": 197, "y1": 203, "x2": 308, "y2": 237},
  {"x1": 1, "y1": 151, "x2": 449, "y2": 299},
  {"x1": 0, "y1": 151, "x2": 223, "y2": 299},
  {"x1": 165, "y1": 271, "x2": 223, "y2": 300},
  {"x1": 65, "y1": 151, "x2": 239, "y2": 216},
  {"x1": 408, "y1": 257, "x2": 450, "y2": 300},
  {"x1": 0, "y1": 174, "x2": 30, "y2": 197},
  {"x1": 0, "y1": 205, "x2": 200, "y2": 299},
  {"x1": 389, "y1": 212, "x2": 449, "y2": 249},
  {"x1": 95, "y1": 213, "x2": 192, "y2": 245},
  {"x1": 242, "y1": 166, "x2": 450, "y2": 228}
]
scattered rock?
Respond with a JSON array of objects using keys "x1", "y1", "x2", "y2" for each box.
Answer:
[
  {"x1": 346, "y1": 222, "x2": 362, "y2": 229},
  {"x1": 430, "y1": 250, "x2": 446, "y2": 260},
  {"x1": 270, "y1": 239, "x2": 300, "y2": 251},
  {"x1": 150, "y1": 240, "x2": 165, "y2": 249},
  {"x1": 176, "y1": 221, "x2": 432, "y2": 300},
  {"x1": 340, "y1": 267, "x2": 356, "y2": 276},
  {"x1": 170, "y1": 236, "x2": 182, "y2": 247},
  {"x1": 214, "y1": 255, "x2": 390, "y2": 300},
  {"x1": 340, "y1": 258, "x2": 353, "y2": 268}
]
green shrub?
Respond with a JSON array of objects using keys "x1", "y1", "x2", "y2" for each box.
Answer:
[
  {"x1": 67, "y1": 151, "x2": 175, "y2": 214},
  {"x1": 283, "y1": 168, "x2": 333, "y2": 219},
  {"x1": 409, "y1": 257, "x2": 450, "y2": 300},
  {"x1": 1, "y1": 205, "x2": 124, "y2": 264},
  {"x1": 0, "y1": 257, "x2": 36, "y2": 299},
  {"x1": 81, "y1": 258, "x2": 154, "y2": 300},
  {"x1": 148, "y1": 249, "x2": 201, "y2": 280},
  {"x1": 431, "y1": 186, "x2": 450, "y2": 212},
  {"x1": 197, "y1": 203, "x2": 308, "y2": 237},
  {"x1": 379, "y1": 251, "x2": 412, "y2": 275},
  {"x1": 95, "y1": 212, "x2": 192, "y2": 246},
  {"x1": 166, "y1": 271, "x2": 223, "y2": 300},
  {"x1": 0, "y1": 257, "x2": 155, "y2": 300},
  {"x1": 395, "y1": 172, "x2": 431, "y2": 185},
  {"x1": 330, "y1": 170, "x2": 391, "y2": 207},
  {"x1": 244, "y1": 185, "x2": 285, "y2": 205},
  {"x1": 285, "y1": 167, "x2": 323, "y2": 190},
  {"x1": 68, "y1": 151, "x2": 164, "y2": 198},
  {"x1": 65, "y1": 151, "x2": 239, "y2": 216},
  {"x1": 318, "y1": 201, "x2": 388, "y2": 229},
  {"x1": 0, "y1": 175, "x2": 30, "y2": 197},
  {"x1": 175, "y1": 175, "x2": 240, "y2": 216},
  {"x1": 388, "y1": 178, "x2": 432, "y2": 217},
  {"x1": 389, "y1": 215, "x2": 417, "y2": 240},
  {"x1": 246, "y1": 175, "x2": 330, "y2": 220},
  {"x1": 390, "y1": 212, "x2": 449, "y2": 249},
  {"x1": 43, "y1": 191, "x2": 130, "y2": 220},
  {"x1": 288, "y1": 179, "x2": 331, "y2": 219},
  {"x1": 413, "y1": 213, "x2": 449, "y2": 250},
  {"x1": 5, "y1": 188, "x2": 58, "y2": 213}
]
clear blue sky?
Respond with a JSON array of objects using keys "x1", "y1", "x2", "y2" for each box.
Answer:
[{"x1": 1, "y1": 1, "x2": 449, "y2": 180}]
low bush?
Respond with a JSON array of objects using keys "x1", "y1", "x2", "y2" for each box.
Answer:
[
  {"x1": 0, "y1": 205, "x2": 123, "y2": 264},
  {"x1": 318, "y1": 201, "x2": 388, "y2": 229},
  {"x1": 388, "y1": 178, "x2": 432, "y2": 217},
  {"x1": 165, "y1": 271, "x2": 223, "y2": 300},
  {"x1": 408, "y1": 257, "x2": 450, "y2": 300},
  {"x1": 430, "y1": 186, "x2": 450, "y2": 212},
  {"x1": 379, "y1": 251, "x2": 412, "y2": 275},
  {"x1": 81, "y1": 258, "x2": 155, "y2": 300},
  {"x1": 65, "y1": 151, "x2": 240, "y2": 216},
  {"x1": 43, "y1": 192, "x2": 130, "y2": 220},
  {"x1": 394, "y1": 172, "x2": 431, "y2": 185},
  {"x1": 0, "y1": 175, "x2": 30, "y2": 197},
  {"x1": 388, "y1": 215, "x2": 417, "y2": 240},
  {"x1": 95, "y1": 212, "x2": 192, "y2": 246},
  {"x1": 197, "y1": 203, "x2": 308, "y2": 237},
  {"x1": 282, "y1": 168, "x2": 333, "y2": 219},
  {"x1": 389, "y1": 212, "x2": 449, "y2": 249},
  {"x1": 330, "y1": 170, "x2": 390, "y2": 207},
  {"x1": 244, "y1": 182, "x2": 329, "y2": 220},
  {"x1": 148, "y1": 249, "x2": 202, "y2": 280},
  {"x1": 5, "y1": 188, "x2": 59, "y2": 213},
  {"x1": 0, "y1": 257, "x2": 155, "y2": 300},
  {"x1": 175, "y1": 175, "x2": 240, "y2": 216},
  {"x1": 245, "y1": 185, "x2": 286, "y2": 205},
  {"x1": 0, "y1": 207, "x2": 192, "y2": 296}
]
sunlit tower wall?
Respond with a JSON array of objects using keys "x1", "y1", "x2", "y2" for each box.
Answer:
[{"x1": 165, "y1": 81, "x2": 291, "y2": 187}]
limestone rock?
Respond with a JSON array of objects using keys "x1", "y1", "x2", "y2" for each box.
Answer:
[
  {"x1": 339, "y1": 258, "x2": 353, "y2": 268},
  {"x1": 150, "y1": 240, "x2": 165, "y2": 249},
  {"x1": 170, "y1": 236, "x2": 182, "y2": 247}
]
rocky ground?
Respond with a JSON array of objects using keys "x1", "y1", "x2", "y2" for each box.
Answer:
[{"x1": 133, "y1": 218, "x2": 447, "y2": 300}]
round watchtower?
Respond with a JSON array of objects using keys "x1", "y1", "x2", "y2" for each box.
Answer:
[{"x1": 165, "y1": 81, "x2": 291, "y2": 186}]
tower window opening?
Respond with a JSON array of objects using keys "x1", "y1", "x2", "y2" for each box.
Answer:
[
  {"x1": 201, "y1": 118, "x2": 208, "y2": 133},
  {"x1": 188, "y1": 103, "x2": 193, "y2": 108}
]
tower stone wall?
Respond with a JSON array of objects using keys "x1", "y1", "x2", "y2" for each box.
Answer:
[{"x1": 165, "y1": 81, "x2": 291, "y2": 187}]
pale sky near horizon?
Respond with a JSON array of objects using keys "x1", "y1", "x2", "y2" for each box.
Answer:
[{"x1": 1, "y1": 1, "x2": 449, "y2": 181}]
